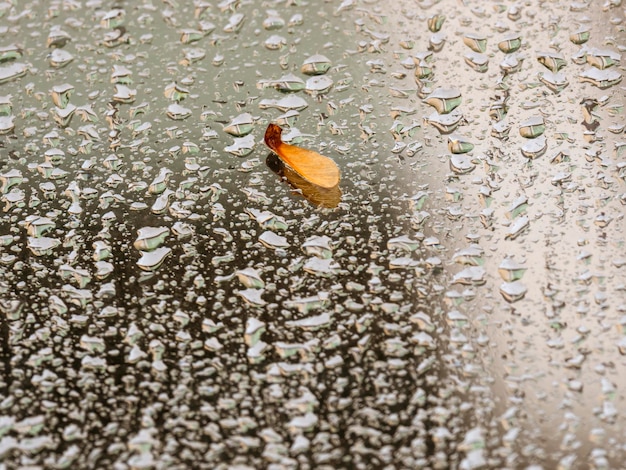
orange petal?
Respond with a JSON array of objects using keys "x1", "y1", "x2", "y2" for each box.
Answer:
[{"x1": 264, "y1": 124, "x2": 340, "y2": 189}]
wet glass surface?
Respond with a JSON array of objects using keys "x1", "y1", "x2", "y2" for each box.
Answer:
[{"x1": 0, "y1": 0, "x2": 624, "y2": 468}]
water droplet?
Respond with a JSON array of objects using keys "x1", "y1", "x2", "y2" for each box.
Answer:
[
  {"x1": 224, "y1": 12, "x2": 245, "y2": 33},
  {"x1": 134, "y1": 226, "x2": 169, "y2": 251},
  {"x1": 452, "y1": 245, "x2": 485, "y2": 266},
  {"x1": 521, "y1": 135, "x2": 547, "y2": 159},
  {"x1": 423, "y1": 88, "x2": 462, "y2": 115},
  {"x1": 452, "y1": 267, "x2": 486, "y2": 286},
  {"x1": 447, "y1": 134, "x2": 474, "y2": 154},
  {"x1": 500, "y1": 281, "x2": 527, "y2": 302},
  {"x1": 303, "y1": 257, "x2": 340, "y2": 277},
  {"x1": 424, "y1": 109, "x2": 464, "y2": 134},
  {"x1": 235, "y1": 268, "x2": 265, "y2": 289},
  {"x1": 0, "y1": 62, "x2": 27, "y2": 84},
  {"x1": 27, "y1": 236, "x2": 61, "y2": 256},
  {"x1": 579, "y1": 67, "x2": 622, "y2": 89},
  {"x1": 427, "y1": 14, "x2": 446, "y2": 32},
  {"x1": 259, "y1": 230, "x2": 289, "y2": 250},
  {"x1": 449, "y1": 154, "x2": 475, "y2": 174},
  {"x1": 49, "y1": 48, "x2": 74, "y2": 68},
  {"x1": 225, "y1": 134, "x2": 255, "y2": 157},
  {"x1": 164, "y1": 82, "x2": 190, "y2": 101},
  {"x1": 505, "y1": 216, "x2": 530, "y2": 240},
  {"x1": 137, "y1": 246, "x2": 172, "y2": 271},
  {"x1": 464, "y1": 51, "x2": 489, "y2": 73},
  {"x1": 305, "y1": 75, "x2": 333, "y2": 96},
  {"x1": 223, "y1": 113, "x2": 256, "y2": 136},
  {"x1": 537, "y1": 51, "x2": 567, "y2": 72},
  {"x1": 238, "y1": 288, "x2": 266, "y2": 307},
  {"x1": 166, "y1": 103, "x2": 192, "y2": 120},
  {"x1": 264, "y1": 35, "x2": 286, "y2": 51},
  {"x1": 498, "y1": 33, "x2": 522, "y2": 53},
  {"x1": 463, "y1": 33, "x2": 487, "y2": 53},
  {"x1": 570, "y1": 27, "x2": 590, "y2": 45},
  {"x1": 259, "y1": 95, "x2": 309, "y2": 112},
  {"x1": 519, "y1": 116, "x2": 545, "y2": 138},
  {"x1": 539, "y1": 71, "x2": 569, "y2": 94}
]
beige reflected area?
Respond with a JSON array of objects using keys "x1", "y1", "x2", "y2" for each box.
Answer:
[{"x1": 387, "y1": 0, "x2": 625, "y2": 464}]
